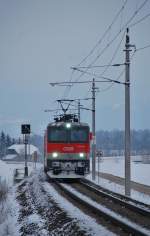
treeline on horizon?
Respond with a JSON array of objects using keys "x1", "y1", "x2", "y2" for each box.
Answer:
[{"x1": 96, "y1": 129, "x2": 150, "y2": 155}]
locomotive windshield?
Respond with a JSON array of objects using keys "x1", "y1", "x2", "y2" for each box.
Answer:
[
  {"x1": 70, "y1": 126, "x2": 89, "y2": 143},
  {"x1": 48, "y1": 127, "x2": 67, "y2": 142},
  {"x1": 48, "y1": 125, "x2": 89, "y2": 143}
]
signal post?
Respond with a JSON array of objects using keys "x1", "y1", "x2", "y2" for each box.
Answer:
[{"x1": 21, "y1": 124, "x2": 31, "y2": 177}]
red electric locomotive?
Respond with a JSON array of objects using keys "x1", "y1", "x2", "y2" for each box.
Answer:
[{"x1": 44, "y1": 113, "x2": 91, "y2": 178}]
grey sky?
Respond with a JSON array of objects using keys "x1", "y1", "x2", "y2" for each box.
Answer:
[{"x1": 0, "y1": 0, "x2": 150, "y2": 137}]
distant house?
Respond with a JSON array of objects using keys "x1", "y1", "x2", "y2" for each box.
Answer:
[{"x1": 4, "y1": 144, "x2": 39, "y2": 162}]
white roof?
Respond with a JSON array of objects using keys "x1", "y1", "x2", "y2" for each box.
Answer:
[
  {"x1": 8, "y1": 144, "x2": 39, "y2": 155},
  {"x1": 4, "y1": 154, "x2": 17, "y2": 160}
]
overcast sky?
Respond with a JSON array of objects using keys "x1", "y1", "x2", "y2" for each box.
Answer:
[{"x1": 0, "y1": 0, "x2": 150, "y2": 137}]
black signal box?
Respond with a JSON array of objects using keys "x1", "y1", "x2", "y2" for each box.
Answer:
[{"x1": 21, "y1": 124, "x2": 31, "y2": 134}]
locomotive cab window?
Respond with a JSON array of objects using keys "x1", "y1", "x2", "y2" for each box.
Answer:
[
  {"x1": 48, "y1": 125, "x2": 89, "y2": 143},
  {"x1": 48, "y1": 127, "x2": 67, "y2": 143},
  {"x1": 70, "y1": 126, "x2": 89, "y2": 143}
]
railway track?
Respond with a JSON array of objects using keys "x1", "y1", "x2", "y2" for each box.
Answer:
[
  {"x1": 80, "y1": 178, "x2": 150, "y2": 215},
  {"x1": 49, "y1": 178, "x2": 150, "y2": 236}
]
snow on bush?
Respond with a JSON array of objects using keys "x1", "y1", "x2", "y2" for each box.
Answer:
[
  {"x1": 0, "y1": 178, "x2": 8, "y2": 203},
  {"x1": 0, "y1": 181, "x2": 19, "y2": 236},
  {"x1": 0, "y1": 179, "x2": 9, "y2": 235},
  {"x1": 0, "y1": 178, "x2": 8, "y2": 224}
]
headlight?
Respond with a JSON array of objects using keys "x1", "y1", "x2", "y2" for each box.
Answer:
[
  {"x1": 66, "y1": 123, "x2": 71, "y2": 128},
  {"x1": 79, "y1": 153, "x2": 85, "y2": 158},
  {"x1": 52, "y1": 152, "x2": 58, "y2": 158}
]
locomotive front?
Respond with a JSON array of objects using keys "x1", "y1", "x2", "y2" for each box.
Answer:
[{"x1": 44, "y1": 119, "x2": 90, "y2": 178}]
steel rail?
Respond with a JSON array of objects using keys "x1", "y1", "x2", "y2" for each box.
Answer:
[
  {"x1": 52, "y1": 179, "x2": 150, "y2": 236},
  {"x1": 80, "y1": 178, "x2": 150, "y2": 215}
]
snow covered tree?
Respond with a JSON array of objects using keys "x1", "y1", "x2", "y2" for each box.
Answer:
[
  {"x1": 11, "y1": 138, "x2": 16, "y2": 145},
  {"x1": 0, "y1": 132, "x2": 6, "y2": 158},
  {"x1": 6, "y1": 134, "x2": 12, "y2": 148},
  {"x1": 17, "y1": 137, "x2": 22, "y2": 144}
]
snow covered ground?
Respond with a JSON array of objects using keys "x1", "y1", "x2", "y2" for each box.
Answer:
[
  {"x1": 1, "y1": 169, "x2": 117, "y2": 236},
  {"x1": 0, "y1": 157, "x2": 150, "y2": 235},
  {"x1": 86, "y1": 174, "x2": 150, "y2": 205},
  {"x1": 0, "y1": 160, "x2": 42, "y2": 186},
  {"x1": 0, "y1": 186, "x2": 20, "y2": 236},
  {"x1": 87, "y1": 156, "x2": 150, "y2": 204},
  {"x1": 93, "y1": 156, "x2": 150, "y2": 186},
  {"x1": 44, "y1": 181, "x2": 116, "y2": 236},
  {"x1": 0, "y1": 160, "x2": 43, "y2": 236}
]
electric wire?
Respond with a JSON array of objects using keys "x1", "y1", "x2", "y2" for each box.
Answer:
[
  {"x1": 58, "y1": 0, "x2": 148, "y2": 111},
  {"x1": 96, "y1": 49, "x2": 136, "y2": 94},
  {"x1": 61, "y1": 1, "x2": 128, "y2": 100},
  {"x1": 99, "y1": 30, "x2": 126, "y2": 77},
  {"x1": 120, "y1": 0, "x2": 124, "y2": 32},
  {"x1": 73, "y1": 63, "x2": 125, "y2": 69},
  {"x1": 90, "y1": 0, "x2": 149, "y2": 96},
  {"x1": 63, "y1": 0, "x2": 147, "y2": 100},
  {"x1": 61, "y1": 68, "x2": 74, "y2": 99},
  {"x1": 66, "y1": 30, "x2": 125, "y2": 100},
  {"x1": 62, "y1": 0, "x2": 148, "y2": 102},
  {"x1": 77, "y1": 0, "x2": 128, "y2": 67},
  {"x1": 129, "y1": 12, "x2": 150, "y2": 28},
  {"x1": 136, "y1": 44, "x2": 150, "y2": 52},
  {"x1": 69, "y1": 68, "x2": 126, "y2": 84},
  {"x1": 84, "y1": 49, "x2": 136, "y2": 100},
  {"x1": 71, "y1": 0, "x2": 149, "y2": 84},
  {"x1": 81, "y1": 31, "x2": 126, "y2": 98}
]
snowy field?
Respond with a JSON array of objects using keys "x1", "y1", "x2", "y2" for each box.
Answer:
[
  {"x1": 0, "y1": 158, "x2": 150, "y2": 236},
  {"x1": 88, "y1": 156, "x2": 150, "y2": 204},
  {"x1": 91, "y1": 156, "x2": 150, "y2": 186}
]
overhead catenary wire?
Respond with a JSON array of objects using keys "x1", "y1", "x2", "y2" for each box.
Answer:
[
  {"x1": 89, "y1": 17, "x2": 139, "y2": 96},
  {"x1": 81, "y1": 0, "x2": 148, "y2": 92},
  {"x1": 63, "y1": 30, "x2": 126, "y2": 99},
  {"x1": 72, "y1": 63, "x2": 126, "y2": 69},
  {"x1": 70, "y1": 0, "x2": 149, "y2": 84},
  {"x1": 72, "y1": 29, "x2": 125, "y2": 70},
  {"x1": 80, "y1": 30, "x2": 126, "y2": 98},
  {"x1": 83, "y1": 65, "x2": 126, "y2": 98},
  {"x1": 62, "y1": 69, "x2": 74, "y2": 99},
  {"x1": 102, "y1": 9, "x2": 150, "y2": 75},
  {"x1": 57, "y1": 0, "x2": 149, "y2": 112},
  {"x1": 129, "y1": 12, "x2": 150, "y2": 28},
  {"x1": 136, "y1": 44, "x2": 150, "y2": 52},
  {"x1": 65, "y1": 0, "x2": 148, "y2": 100},
  {"x1": 60, "y1": 1, "x2": 129, "y2": 100},
  {"x1": 97, "y1": 30, "x2": 126, "y2": 76},
  {"x1": 83, "y1": 49, "x2": 136, "y2": 99},
  {"x1": 101, "y1": 49, "x2": 136, "y2": 91},
  {"x1": 119, "y1": 0, "x2": 124, "y2": 32},
  {"x1": 99, "y1": 49, "x2": 136, "y2": 92},
  {"x1": 81, "y1": 0, "x2": 150, "y2": 74},
  {"x1": 77, "y1": 0, "x2": 128, "y2": 67},
  {"x1": 71, "y1": 68, "x2": 127, "y2": 85}
]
